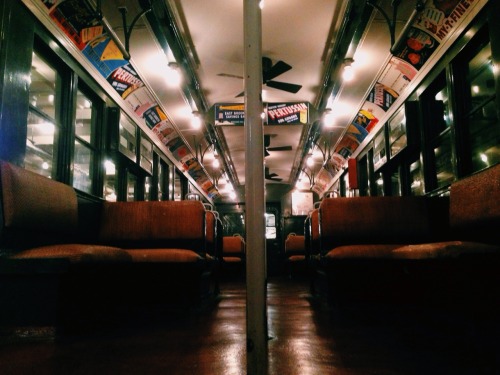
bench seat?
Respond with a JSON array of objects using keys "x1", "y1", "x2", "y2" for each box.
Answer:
[{"x1": 312, "y1": 164, "x2": 500, "y2": 308}]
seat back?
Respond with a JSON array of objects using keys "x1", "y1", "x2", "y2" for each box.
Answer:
[
  {"x1": 99, "y1": 200, "x2": 206, "y2": 254},
  {"x1": 222, "y1": 235, "x2": 245, "y2": 260},
  {"x1": 319, "y1": 196, "x2": 449, "y2": 254},
  {"x1": 450, "y1": 164, "x2": 500, "y2": 243},
  {"x1": 285, "y1": 233, "x2": 305, "y2": 257},
  {"x1": 0, "y1": 161, "x2": 78, "y2": 250}
]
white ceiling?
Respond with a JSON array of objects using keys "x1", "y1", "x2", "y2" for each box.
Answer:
[{"x1": 103, "y1": 0, "x2": 415, "y2": 202}]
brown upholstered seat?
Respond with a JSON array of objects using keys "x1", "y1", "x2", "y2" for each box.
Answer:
[
  {"x1": 0, "y1": 161, "x2": 131, "y2": 263},
  {"x1": 222, "y1": 235, "x2": 245, "y2": 263},
  {"x1": 285, "y1": 234, "x2": 306, "y2": 262}
]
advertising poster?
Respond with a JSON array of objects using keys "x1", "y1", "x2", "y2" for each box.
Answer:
[
  {"x1": 415, "y1": 0, "x2": 471, "y2": 42},
  {"x1": 330, "y1": 153, "x2": 346, "y2": 173},
  {"x1": 45, "y1": 0, "x2": 99, "y2": 50},
  {"x1": 82, "y1": 35, "x2": 128, "y2": 79},
  {"x1": 151, "y1": 121, "x2": 177, "y2": 146},
  {"x1": 291, "y1": 191, "x2": 314, "y2": 216},
  {"x1": 345, "y1": 123, "x2": 368, "y2": 145},
  {"x1": 335, "y1": 134, "x2": 360, "y2": 159},
  {"x1": 143, "y1": 105, "x2": 167, "y2": 129},
  {"x1": 107, "y1": 64, "x2": 144, "y2": 99},
  {"x1": 266, "y1": 102, "x2": 309, "y2": 125},
  {"x1": 169, "y1": 141, "x2": 190, "y2": 162},
  {"x1": 379, "y1": 57, "x2": 415, "y2": 94},
  {"x1": 215, "y1": 104, "x2": 245, "y2": 125},
  {"x1": 312, "y1": 167, "x2": 334, "y2": 196},
  {"x1": 352, "y1": 108, "x2": 379, "y2": 134},
  {"x1": 366, "y1": 83, "x2": 399, "y2": 114},
  {"x1": 207, "y1": 186, "x2": 220, "y2": 199},
  {"x1": 393, "y1": 27, "x2": 439, "y2": 71},
  {"x1": 125, "y1": 86, "x2": 157, "y2": 118}
]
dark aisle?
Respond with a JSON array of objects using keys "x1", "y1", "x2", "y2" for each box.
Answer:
[{"x1": 0, "y1": 278, "x2": 497, "y2": 374}]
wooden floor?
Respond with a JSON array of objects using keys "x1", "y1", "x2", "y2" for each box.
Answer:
[{"x1": 0, "y1": 277, "x2": 498, "y2": 374}]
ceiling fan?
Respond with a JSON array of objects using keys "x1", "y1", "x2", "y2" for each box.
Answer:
[
  {"x1": 218, "y1": 57, "x2": 302, "y2": 97},
  {"x1": 265, "y1": 166, "x2": 282, "y2": 182},
  {"x1": 264, "y1": 134, "x2": 292, "y2": 157}
]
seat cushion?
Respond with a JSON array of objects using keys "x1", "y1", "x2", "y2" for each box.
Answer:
[
  {"x1": 223, "y1": 256, "x2": 243, "y2": 263},
  {"x1": 325, "y1": 244, "x2": 404, "y2": 259},
  {"x1": 285, "y1": 235, "x2": 305, "y2": 256},
  {"x1": 392, "y1": 241, "x2": 500, "y2": 259},
  {"x1": 10, "y1": 244, "x2": 131, "y2": 263},
  {"x1": 287, "y1": 255, "x2": 306, "y2": 262},
  {"x1": 125, "y1": 249, "x2": 204, "y2": 263}
]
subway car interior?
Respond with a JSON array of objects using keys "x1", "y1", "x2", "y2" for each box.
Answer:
[{"x1": 1, "y1": 0, "x2": 500, "y2": 373}]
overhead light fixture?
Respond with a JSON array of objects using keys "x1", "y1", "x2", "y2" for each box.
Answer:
[
  {"x1": 259, "y1": 0, "x2": 264, "y2": 9},
  {"x1": 167, "y1": 62, "x2": 182, "y2": 87},
  {"x1": 191, "y1": 111, "x2": 202, "y2": 129},
  {"x1": 323, "y1": 108, "x2": 336, "y2": 128},
  {"x1": 306, "y1": 155, "x2": 314, "y2": 167},
  {"x1": 212, "y1": 158, "x2": 220, "y2": 168},
  {"x1": 342, "y1": 58, "x2": 354, "y2": 82}
]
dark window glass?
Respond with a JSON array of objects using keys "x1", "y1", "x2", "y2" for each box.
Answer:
[
  {"x1": 463, "y1": 41, "x2": 499, "y2": 171},
  {"x1": 25, "y1": 51, "x2": 58, "y2": 177}
]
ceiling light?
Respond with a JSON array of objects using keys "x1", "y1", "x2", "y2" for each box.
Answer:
[
  {"x1": 212, "y1": 158, "x2": 220, "y2": 168},
  {"x1": 259, "y1": 0, "x2": 264, "y2": 9},
  {"x1": 191, "y1": 111, "x2": 202, "y2": 129},
  {"x1": 167, "y1": 62, "x2": 182, "y2": 87},
  {"x1": 323, "y1": 108, "x2": 336, "y2": 127},
  {"x1": 342, "y1": 59, "x2": 354, "y2": 81}
]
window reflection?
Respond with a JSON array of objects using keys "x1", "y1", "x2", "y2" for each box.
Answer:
[
  {"x1": 25, "y1": 51, "x2": 57, "y2": 177},
  {"x1": 127, "y1": 171, "x2": 137, "y2": 201},
  {"x1": 410, "y1": 159, "x2": 424, "y2": 196},
  {"x1": 265, "y1": 213, "x2": 276, "y2": 239},
  {"x1": 465, "y1": 41, "x2": 500, "y2": 172},
  {"x1": 73, "y1": 89, "x2": 95, "y2": 193},
  {"x1": 103, "y1": 160, "x2": 117, "y2": 201}
]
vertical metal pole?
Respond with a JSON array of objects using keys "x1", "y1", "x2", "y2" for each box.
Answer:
[{"x1": 244, "y1": 0, "x2": 267, "y2": 374}]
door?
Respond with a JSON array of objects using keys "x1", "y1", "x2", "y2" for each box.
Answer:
[{"x1": 265, "y1": 204, "x2": 283, "y2": 277}]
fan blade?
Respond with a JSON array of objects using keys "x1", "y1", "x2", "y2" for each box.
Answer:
[
  {"x1": 267, "y1": 145, "x2": 292, "y2": 152},
  {"x1": 264, "y1": 135, "x2": 271, "y2": 148},
  {"x1": 264, "y1": 60, "x2": 292, "y2": 81},
  {"x1": 266, "y1": 176, "x2": 283, "y2": 181},
  {"x1": 235, "y1": 91, "x2": 244, "y2": 98},
  {"x1": 264, "y1": 148, "x2": 270, "y2": 157},
  {"x1": 266, "y1": 80, "x2": 302, "y2": 93},
  {"x1": 217, "y1": 73, "x2": 244, "y2": 79}
]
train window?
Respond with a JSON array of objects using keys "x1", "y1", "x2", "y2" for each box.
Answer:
[
  {"x1": 174, "y1": 170, "x2": 183, "y2": 201},
  {"x1": 139, "y1": 132, "x2": 153, "y2": 173},
  {"x1": 388, "y1": 107, "x2": 407, "y2": 157},
  {"x1": 222, "y1": 213, "x2": 246, "y2": 237},
  {"x1": 144, "y1": 175, "x2": 152, "y2": 201},
  {"x1": 25, "y1": 51, "x2": 59, "y2": 178},
  {"x1": 374, "y1": 172, "x2": 384, "y2": 196},
  {"x1": 433, "y1": 82, "x2": 454, "y2": 188},
  {"x1": 433, "y1": 131, "x2": 454, "y2": 188},
  {"x1": 73, "y1": 89, "x2": 97, "y2": 194},
  {"x1": 372, "y1": 129, "x2": 387, "y2": 170},
  {"x1": 265, "y1": 213, "x2": 277, "y2": 239},
  {"x1": 119, "y1": 113, "x2": 137, "y2": 162},
  {"x1": 127, "y1": 170, "x2": 138, "y2": 201},
  {"x1": 103, "y1": 159, "x2": 117, "y2": 201},
  {"x1": 390, "y1": 168, "x2": 402, "y2": 197},
  {"x1": 410, "y1": 159, "x2": 424, "y2": 196},
  {"x1": 463, "y1": 40, "x2": 499, "y2": 172},
  {"x1": 422, "y1": 72, "x2": 456, "y2": 190}
]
